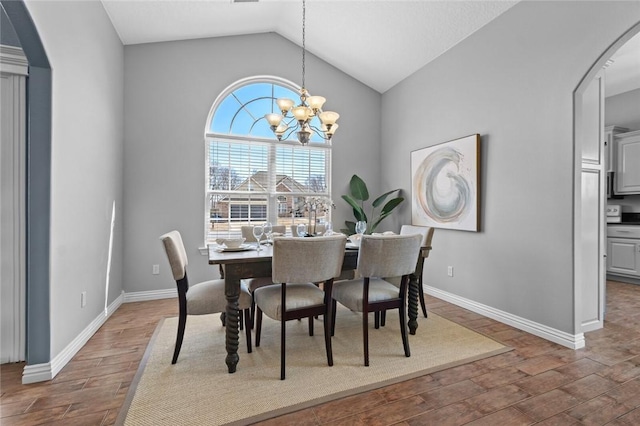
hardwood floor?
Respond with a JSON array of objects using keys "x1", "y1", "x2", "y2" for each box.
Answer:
[{"x1": 2, "y1": 280, "x2": 640, "y2": 425}]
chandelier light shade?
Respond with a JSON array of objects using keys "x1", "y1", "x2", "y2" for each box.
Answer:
[{"x1": 264, "y1": 0, "x2": 339, "y2": 145}]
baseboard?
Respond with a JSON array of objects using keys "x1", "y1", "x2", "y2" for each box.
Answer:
[
  {"x1": 123, "y1": 288, "x2": 176, "y2": 303},
  {"x1": 424, "y1": 285, "x2": 585, "y2": 350},
  {"x1": 22, "y1": 292, "x2": 125, "y2": 384}
]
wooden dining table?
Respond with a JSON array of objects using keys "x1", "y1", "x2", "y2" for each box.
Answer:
[{"x1": 208, "y1": 242, "x2": 423, "y2": 374}]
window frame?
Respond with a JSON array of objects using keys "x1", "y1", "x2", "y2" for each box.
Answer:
[{"x1": 203, "y1": 76, "x2": 333, "y2": 244}]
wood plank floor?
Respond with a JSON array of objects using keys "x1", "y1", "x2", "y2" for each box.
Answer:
[{"x1": 2, "y1": 280, "x2": 640, "y2": 425}]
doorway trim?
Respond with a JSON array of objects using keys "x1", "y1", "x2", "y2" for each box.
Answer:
[
  {"x1": 573, "y1": 21, "x2": 640, "y2": 336},
  {"x1": 0, "y1": 44, "x2": 27, "y2": 363}
]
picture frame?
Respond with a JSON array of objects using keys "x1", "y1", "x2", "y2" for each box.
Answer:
[{"x1": 411, "y1": 134, "x2": 480, "y2": 232}]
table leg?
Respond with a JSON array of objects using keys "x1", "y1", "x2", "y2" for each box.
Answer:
[
  {"x1": 224, "y1": 271, "x2": 240, "y2": 374},
  {"x1": 408, "y1": 273, "x2": 419, "y2": 335}
]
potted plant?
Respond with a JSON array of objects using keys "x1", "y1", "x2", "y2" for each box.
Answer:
[{"x1": 341, "y1": 174, "x2": 404, "y2": 235}]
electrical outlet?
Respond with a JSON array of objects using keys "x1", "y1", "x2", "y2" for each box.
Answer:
[
  {"x1": 447, "y1": 266, "x2": 453, "y2": 277},
  {"x1": 152, "y1": 264, "x2": 160, "y2": 275},
  {"x1": 81, "y1": 291, "x2": 87, "y2": 308}
]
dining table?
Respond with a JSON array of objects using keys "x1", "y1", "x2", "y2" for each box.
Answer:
[{"x1": 208, "y1": 241, "x2": 423, "y2": 374}]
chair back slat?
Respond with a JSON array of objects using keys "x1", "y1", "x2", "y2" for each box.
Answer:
[
  {"x1": 357, "y1": 234, "x2": 422, "y2": 278},
  {"x1": 272, "y1": 235, "x2": 346, "y2": 283},
  {"x1": 159, "y1": 230, "x2": 188, "y2": 280}
]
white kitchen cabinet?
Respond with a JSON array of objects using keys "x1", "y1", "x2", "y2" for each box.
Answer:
[
  {"x1": 604, "y1": 125, "x2": 628, "y2": 172},
  {"x1": 615, "y1": 130, "x2": 640, "y2": 194},
  {"x1": 607, "y1": 237, "x2": 640, "y2": 277}
]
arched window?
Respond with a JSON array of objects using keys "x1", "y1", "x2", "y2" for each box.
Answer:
[{"x1": 204, "y1": 76, "x2": 332, "y2": 242}]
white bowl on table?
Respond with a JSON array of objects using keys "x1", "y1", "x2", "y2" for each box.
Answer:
[{"x1": 216, "y1": 237, "x2": 246, "y2": 249}]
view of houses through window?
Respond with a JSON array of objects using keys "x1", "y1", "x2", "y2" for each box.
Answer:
[{"x1": 204, "y1": 78, "x2": 333, "y2": 243}]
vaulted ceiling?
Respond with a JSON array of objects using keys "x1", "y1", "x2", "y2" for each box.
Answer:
[
  {"x1": 100, "y1": 0, "x2": 638, "y2": 95},
  {"x1": 101, "y1": 0, "x2": 519, "y2": 93}
]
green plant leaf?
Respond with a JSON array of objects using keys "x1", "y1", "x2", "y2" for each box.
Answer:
[
  {"x1": 380, "y1": 197, "x2": 404, "y2": 215},
  {"x1": 342, "y1": 175, "x2": 401, "y2": 235},
  {"x1": 369, "y1": 198, "x2": 404, "y2": 232},
  {"x1": 349, "y1": 175, "x2": 369, "y2": 201},
  {"x1": 341, "y1": 195, "x2": 366, "y2": 221},
  {"x1": 372, "y1": 189, "x2": 400, "y2": 208}
]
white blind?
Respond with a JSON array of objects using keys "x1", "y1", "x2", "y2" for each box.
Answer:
[{"x1": 205, "y1": 137, "x2": 331, "y2": 242}]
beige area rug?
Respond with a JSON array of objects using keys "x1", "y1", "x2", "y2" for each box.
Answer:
[{"x1": 117, "y1": 307, "x2": 510, "y2": 426}]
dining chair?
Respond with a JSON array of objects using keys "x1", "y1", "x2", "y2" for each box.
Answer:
[
  {"x1": 253, "y1": 234, "x2": 347, "y2": 379},
  {"x1": 160, "y1": 230, "x2": 253, "y2": 364},
  {"x1": 331, "y1": 234, "x2": 422, "y2": 366},
  {"x1": 240, "y1": 225, "x2": 286, "y2": 327},
  {"x1": 402, "y1": 225, "x2": 434, "y2": 317},
  {"x1": 380, "y1": 225, "x2": 435, "y2": 325}
]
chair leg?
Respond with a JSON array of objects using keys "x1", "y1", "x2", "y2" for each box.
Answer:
[
  {"x1": 172, "y1": 310, "x2": 187, "y2": 364},
  {"x1": 363, "y1": 310, "x2": 369, "y2": 367},
  {"x1": 239, "y1": 311, "x2": 244, "y2": 331},
  {"x1": 255, "y1": 308, "x2": 263, "y2": 347},
  {"x1": 324, "y1": 308, "x2": 334, "y2": 367},
  {"x1": 381, "y1": 310, "x2": 386, "y2": 326},
  {"x1": 244, "y1": 309, "x2": 252, "y2": 353},
  {"x1": 331, "y1": 300, "x2": 337, "y2": 336},
  {"x1": 399, "y1": 303, "x2": 411, "y2": 358},
  {"x1": 374, "y1": 312, "x2": 380, "y2": 329},
  {"x1": 280, "y1": 318, "x2": 286, "y2": 380},
  {"x1": 308, "y1": 316, "x2": 314, "y2": 336}
]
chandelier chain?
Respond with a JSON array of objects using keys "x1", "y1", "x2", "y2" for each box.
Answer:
[
  {"x1": 302, "y1": 0, "x2": 306, "y2": 89},
  {"x1": 264, "y1": 0, "x2": 338, "y2": 144}
]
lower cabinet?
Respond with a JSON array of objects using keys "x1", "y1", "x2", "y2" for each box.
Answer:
[{"x1": 607, "y1": 237, "x2": 640, "y2": 277}]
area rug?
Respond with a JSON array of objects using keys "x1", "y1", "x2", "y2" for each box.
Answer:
[{"x1": 117, "y1": 307, "x2": 509, "y2": 426}]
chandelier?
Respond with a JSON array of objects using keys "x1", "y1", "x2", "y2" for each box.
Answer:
[{"x1": 264, "y1": 0, "x2": 339, "y2": 145}]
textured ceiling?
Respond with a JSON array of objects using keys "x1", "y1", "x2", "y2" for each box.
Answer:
[{"x1": 100, "y1": 0, "x2": 518, "y2": 93}]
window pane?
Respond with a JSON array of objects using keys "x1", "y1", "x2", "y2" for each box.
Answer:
[{"x1": 206, "y1": 79, "x2": 332, "y2": 243}]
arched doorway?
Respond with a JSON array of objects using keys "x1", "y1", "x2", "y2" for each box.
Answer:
[
  {"x1": 574, "y1": 21, "x2": 640, "y2": 337},
  {"x1": 1, "y1": 0, "x2": 52, "y2": 374}
]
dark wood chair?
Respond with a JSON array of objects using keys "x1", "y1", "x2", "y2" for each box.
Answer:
[
  {"x1": 254, "y1": 234, "x2": 346, "y2": 380},
  {"x1": 160, "y1": 230, "x2": 252, "y2": 364},
  {"x1": 331, "y1": 234, "x2": 422, "y2": 366}
]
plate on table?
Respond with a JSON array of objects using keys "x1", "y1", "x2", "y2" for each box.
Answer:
[
  {"x1": 345, "y1": 242, "x2": 360, "y2": 250},
  {"x1": 215, "y1": 244, "x2": 255, "y2": 252}
]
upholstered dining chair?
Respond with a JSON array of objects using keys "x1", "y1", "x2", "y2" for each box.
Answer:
[
  {"x1": 253, "y1": 234, "x2": 347, "y2": 379},
  {"x1": 380, "y1": 225, "x2": 435, "y2": 325},
  {"x1": 240, "y1": 225, "x2": 286, "y2": 326},
  {"x1": 331, "y1": 234, "x2": 422, "y2": 366},
  {"x1": 160, "y1": 230, "x2": 253, "y2": 364},
  {"x1": 400, "y1": 225, "x2": 434, "y2": 318}
]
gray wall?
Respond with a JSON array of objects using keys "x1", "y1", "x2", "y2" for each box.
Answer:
[
  {"x1": 1, "y1": 6, "x2": 21, "y2": 47},
  {"x1": 382, "y1": 1, "x2": 640, "y2": 335},
  {"x1": 122, "y1": 33, "x2": 381, "y2": 292},
  {"x1": 605, "y1": 88, "x2": 640, "y2": 130},
  {"x1": 24, "y1": 0, "x2": 124, "y2": 356}
]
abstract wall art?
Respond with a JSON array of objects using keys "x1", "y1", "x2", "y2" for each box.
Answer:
[{"x1": 411, "y1": 134, "x2": 480, "y2": 232}]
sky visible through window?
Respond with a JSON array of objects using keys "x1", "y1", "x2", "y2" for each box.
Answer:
[
  {"x1": 208, "y1": 82, "x2": 328, "y2": 185},
  {"x1": 210, "y1": 82, "x2": 325, "y2": 143},
  {"x1": 205, "y1": 80, "x2": 332, "y2": 239}
]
